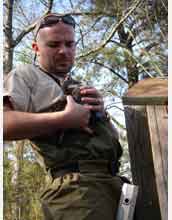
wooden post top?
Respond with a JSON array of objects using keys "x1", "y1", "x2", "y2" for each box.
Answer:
[{"x1": 122, "y1": 78, "x2": 168, "y2": 105}]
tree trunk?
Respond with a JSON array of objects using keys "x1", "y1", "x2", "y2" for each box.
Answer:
[
  {"x1": 11, "y1": 141, "x2": 24, "y2": 220},
  {"x1": 4, "y1": 0, "x2": 14, "y2": 74},
  {"x1": 118, "y1": 24, "x2": 139, "y2": 87}
]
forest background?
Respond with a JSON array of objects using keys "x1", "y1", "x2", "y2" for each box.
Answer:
[{"x1": 3, "y1": 0, "x2": 167, "y2": 219}]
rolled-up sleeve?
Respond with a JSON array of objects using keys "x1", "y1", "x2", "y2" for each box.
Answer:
[{"x1": 3, "y1": 71, "x2": 32, "y2": 112}]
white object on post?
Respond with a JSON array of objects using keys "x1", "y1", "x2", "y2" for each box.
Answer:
[{"x1": 116, "y1": 183, "x2": 139, "y2": 220}]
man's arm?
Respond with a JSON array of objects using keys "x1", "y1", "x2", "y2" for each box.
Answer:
[{"x1": 3, "y1": 96, "x2": 91, "y2": 141}]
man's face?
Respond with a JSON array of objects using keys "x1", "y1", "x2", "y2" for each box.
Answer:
[{"x1": 33, "y1": 22, "x2": 76, "y2": 76}]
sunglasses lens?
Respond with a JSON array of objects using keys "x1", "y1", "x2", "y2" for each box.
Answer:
[
  {"x1": 41, "y1": 16, "x2": 59, "y2": 27},
  {"x1": 62, "y1": 16, "x2": 75, "y2": 28},
  {"x1": 35, "y1": 14, "x2": 75, "y2": 39},
  {"x1": 41, "y1": 15, "x2": 75, "y2": 28}
]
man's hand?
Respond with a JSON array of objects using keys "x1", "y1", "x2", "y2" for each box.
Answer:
[
  {"x1": 64, "y1": 95, "x2": 93, "y2": 134},
  {"x1": 80, "y1": 86, "x2": 104, "y2": 113}
]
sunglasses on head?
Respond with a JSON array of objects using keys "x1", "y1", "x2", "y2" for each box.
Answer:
[{"x1": 34, "y1": 14, "x2": 76, "y2": 39}]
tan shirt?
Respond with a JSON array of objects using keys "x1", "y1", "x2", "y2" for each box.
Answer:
[{"x1": 4, "y1": 64, "x2": 64, "y2": 113}]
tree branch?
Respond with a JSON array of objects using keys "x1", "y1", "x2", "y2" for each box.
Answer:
[
  {"x1": 76, "y1": 16, "x2": 104, "y2": 47},
  {"x1": 13, "y1": 0, "x2": 54, "y2": 47},
  {"x1": 91, "y1": 60, "x2": 129, "y2": 84},
  {"x1": 65, "y1": 11, "x2": 115, "y2": 17},
  {"x1": 76, "y1": 0, "x2": 143, "y2": 60},
  {"x1": 68, "y1": 0, "x2": 74, "y2": 9}
]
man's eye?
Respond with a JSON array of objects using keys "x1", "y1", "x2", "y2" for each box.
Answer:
[
  {"x1": 66, "y1": 42, "x2": 75, "y2": 47},
  {"x1": 47, "y1": 44, "x2": 58, "y2": 48},
  {"x1": 47, "y1": 42, "x2": 60, "y2": 48}
]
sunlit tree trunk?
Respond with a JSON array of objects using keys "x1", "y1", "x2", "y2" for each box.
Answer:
[
  {"x1": 11, "y1": 141, "x2": 24, "y2": 220},
  {"x1": 3, "y1": 0, "x2": 14, "y2": 74}
]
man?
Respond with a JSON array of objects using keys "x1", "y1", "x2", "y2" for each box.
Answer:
[{"x1": 4, "y1": 13, "x2": 123, "y2": 220}]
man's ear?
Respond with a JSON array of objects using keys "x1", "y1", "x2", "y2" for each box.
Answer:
[{"x1": 32, "y1": 41, "x2": 39, "y2": 54}]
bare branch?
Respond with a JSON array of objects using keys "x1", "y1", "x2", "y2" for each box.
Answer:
[
  {"x1": 160, "y1": 0, "x2": 168, "y2": 11},
  {"x1": 105, "y1": 104, "x2": 124, "y2": 112},
  {"x1": 91, "y1": 60, "x2": 129, "y2": 84},
  {"x1": 39, "y1": 0, "x2": 53, "y2": 10},
  {"x1": 12, "y1": 22, "x2": 37, "y2": 47},
  {"x1": 39, "y1": 0, "x2": 49, "y2": 7},
  {"x1": 65, "y1": 11, "x2": 114, "y2": 17},
  {"x1": 13, "y1": 0, "x2": 54, "y2": 47},
  {"x1": 76, "y1": 0, "x2": 143, "y2": 60},
  {"x1": 77, "y1": 27, "x2": 85, "y2": 49},
  {"x1": 46, "y1": 0, "x2": 54, "y2": 13},
  {"x1": 76, "y1": 16, "x2": 103, "y2": 46},
  {"x1": 17, "y1": 5, "x2": 32, "y2": 25},
  {"x1": 68, "y1": 0, "x2": 74, "y2": 9}
]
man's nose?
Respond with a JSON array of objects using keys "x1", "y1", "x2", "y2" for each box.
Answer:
[{"x1": 58, "y1": 45, "x2": 67, "y2": 54}]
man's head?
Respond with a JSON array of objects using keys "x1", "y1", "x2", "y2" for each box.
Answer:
[{"x1": 32, "y1": 14, "x2": 76, "y2": 76}]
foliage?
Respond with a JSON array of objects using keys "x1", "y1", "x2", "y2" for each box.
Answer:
[{"x1": 4, "y1": 142, "x2": 45, "y2": 220}]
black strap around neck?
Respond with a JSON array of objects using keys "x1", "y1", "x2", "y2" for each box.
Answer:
[{"x1": 37, "y1": 65, "x2": 67, "y2": 86}]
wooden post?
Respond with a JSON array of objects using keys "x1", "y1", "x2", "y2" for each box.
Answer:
[{"x1": 122, "y1": 78, "x2": 168, "y2": 220}]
